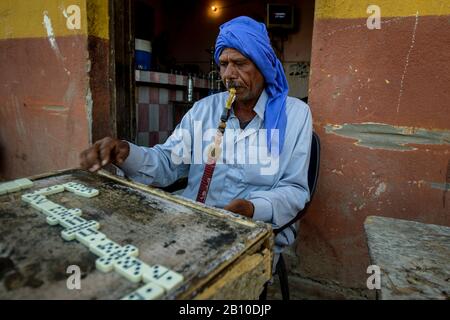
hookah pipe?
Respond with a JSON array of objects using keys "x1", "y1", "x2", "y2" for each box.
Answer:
[{"x1": 196, "y1": 86, "x2": 236, "y2": 203}]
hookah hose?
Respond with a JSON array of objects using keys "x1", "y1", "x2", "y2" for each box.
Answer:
[{"x1": 196, "y1": 88, "x2": 236, "y2": 203}]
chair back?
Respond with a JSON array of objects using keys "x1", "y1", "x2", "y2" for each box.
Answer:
[{"x1": 274, "y1": 131, "x2": 320, "y2": 235}]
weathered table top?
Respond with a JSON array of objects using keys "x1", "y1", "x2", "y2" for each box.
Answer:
[
  {"x1": 364, "y1": 215, "x2": 450, "y2": 300},
  {"x1": 0, "y1": 169, "x2": 272, "y2": 299}
]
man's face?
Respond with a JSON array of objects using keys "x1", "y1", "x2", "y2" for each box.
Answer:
[{"x1": 219, "y1": 48, "x2": 265, "y2": 103}]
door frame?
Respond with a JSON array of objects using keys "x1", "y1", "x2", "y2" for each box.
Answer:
[{"x1": 109, "y1": 0, "x2": 136, "y2": 142}]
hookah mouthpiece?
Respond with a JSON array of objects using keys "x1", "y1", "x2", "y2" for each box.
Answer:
[{"x1": 226, "y1": 87, "x2": 236, "y2": 109}]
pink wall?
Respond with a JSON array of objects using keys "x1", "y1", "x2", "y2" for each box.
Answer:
[{"x1": 0, "y1": 35, "x2": 91, "y2": 180}]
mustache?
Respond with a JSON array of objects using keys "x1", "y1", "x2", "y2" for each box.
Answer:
[{"x1": 225, "y1": 80, "x2": 245, "y2": 89}]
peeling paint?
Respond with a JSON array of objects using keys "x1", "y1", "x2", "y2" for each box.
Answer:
[
  {"x1": 325, "y1": 123, "x2": 450, "y2": 151},
  {"x1": 429, "y1": 182, "x2": 450, "y2": 191},
  {"x1": 42, "y1": 11, "x2": 62, "y2": 59},
  {"x1": 42, "y1": 10, "x2": 70, "y2": 76},
  {"x1": 397, "y1": 11, "x2": 419, "y2": 113},
  {"x1": 444, "y1": 161, "x2": 450, "y2": 208},
  {"x1": 86, "y1": 87, "x2": 93, "y2": 144},
  {"x1": 407, "y1": 180, "x2": 450, "y2": 192},
  {"x1": 331, "y1": 169, "x2": 344, "y2": 176},
  {"x1": 408, "y1": 180, "x2": 426, "y2": 188},
  {"x1": 12, "y1": 95, "x2": 26, "y2": 138},
  {"x1": 42, "y1": 105, "x2": 68, "y2": 112},
  {"x1": 374, "y1": 182, "x2": 387, "y2": 197},
  {"x1": 63, "y1": 81, "x2": 78, "y2": 104}
]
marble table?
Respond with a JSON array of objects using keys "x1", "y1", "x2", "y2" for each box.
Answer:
[{"x1": 364, "y1": 215, "x2": 450, "y2": 300}]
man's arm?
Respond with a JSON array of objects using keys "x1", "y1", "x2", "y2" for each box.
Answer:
[
  {"x1": 79, "y1": 108, "x2": 194, "y2": 188},
  {"x1": 119, "y1": 111, "x2": 194, "y2": 187},
  {"x1": 79, "y1": 138, "x2": 130, "y2": 172}
]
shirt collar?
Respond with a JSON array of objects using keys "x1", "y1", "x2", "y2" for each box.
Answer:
[
  {"x1": 229, "y1": 89, "x2": 267, "y2": 121},
  {"x1": 253, "y1": 89, "x2": 268, "y2": 120}
]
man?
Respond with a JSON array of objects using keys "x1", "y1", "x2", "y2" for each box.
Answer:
[{"x1": 80, "y1": 16, "x2": 312, "y2": 272}]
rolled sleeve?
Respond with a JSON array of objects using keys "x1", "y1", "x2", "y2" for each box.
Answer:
[
  {"x1": 250, "y1": 197, "x2": 273, "y2": 223},
  {"x1": 119, "y1": 142, "x2": 146, "y2": 177}
]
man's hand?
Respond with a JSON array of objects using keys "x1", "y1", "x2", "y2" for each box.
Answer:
[
  {"x1": 224, "y1": 199, "x2": 254, "y2": 218},
  {"x1": 79, "y1": 137, "x2": 130, "y2": 172}
]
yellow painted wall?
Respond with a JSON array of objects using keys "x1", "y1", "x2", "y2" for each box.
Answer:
[
  {"x1": 86, "y1": 0, "x2": 109, "y2": 39},
  {"x1": 0, "y1": 0, "x2": 109, "y2": 40},
  {"x1": 0, "y1": 0, "x2": 89, "y2": 40},
  {"x1": 0, "y1": 0, "x2": 110, "y2": 179},
  {"x1": 315, "y1": 0, "x2": 450, "y2": 19}
]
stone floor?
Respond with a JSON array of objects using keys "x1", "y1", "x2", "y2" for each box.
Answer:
[{"x1": 265, "y1": 246, "x2": 374, "y2": 300}]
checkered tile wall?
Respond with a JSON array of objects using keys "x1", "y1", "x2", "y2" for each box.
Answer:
[{"x1": 135, "y1": 71, "x2": 208, "y2": 147}]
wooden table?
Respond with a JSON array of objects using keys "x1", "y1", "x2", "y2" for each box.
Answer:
[
  {"x1": 0, "y1": 169, "x2": 273, "y2": 299},
  {"x1": 364, "y1": 215, "x2": 450, "y2": 300}
]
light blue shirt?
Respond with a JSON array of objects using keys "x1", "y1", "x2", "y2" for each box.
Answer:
[{"x1": 120, "y1": 90, "x2": 312, "y2": 254}]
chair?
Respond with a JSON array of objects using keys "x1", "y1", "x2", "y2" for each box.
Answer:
[{"x1": 259, "y1": 131, "x2": 321, "y2": 300}]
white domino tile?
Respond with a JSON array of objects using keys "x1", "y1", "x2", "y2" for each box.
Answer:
[
  {"x1": 1, "y1": 181, "x2": 21, "y2": 194},
  {"x1": 75, "y1": 187, "x2": 99, "y2": 198},
  {"x1": 90, "y1": 239, "x2": 122, "y2": 256},
  {"x1": 96, "y1": 251, "x2": 129, "y2": 273},
  {"x1": 150, "y1": 270, "x2": 184, "y2": 291},
  {"x1": 121, "y1": 292, "x2": 145, "y2": 300},
  {"x1": 142, "y1": 264, "x2": 169, "y2": 284},
  {"x1": 46, "y1": 215, "x2": 62, "y2": 226},
  {"x1": 21, "y1": 192, "x2": 44, "y2": 203},
  {"x1": 59, "y1": 215, "x2": 87, "y2": 229},
  {"x1": 68, "y1": 208, "x2": 82, "y2": 216},
  {"x1": 47, "y1": 207, "x2": 82, "y2": 217},
  {"x1": 75, "y1": 228, "x2": 107, "y2": 247},
  {"x1": 61, "y1": 220, "x2": 100, "y2": 241},
  {"x1": 8, "y1": 181, "x2": 21, "y2": 193},
  {"x1": 45, "y1": 208, "x2": 82, "y2": 225},
  {"x1": 30, "y1": 197, "x2": 51, "y2": 211},
  {"x1": 35, "y1": 185, "x2": 65, "y2": 196},
  {"x1": 1, "y1": 178, "x2": 33, "y2": 194},
  {"x1": 121, "y1": 282, "x2": 165, "y2": 300},
  {"x1": 114, "y1": 256, "x2": 147, "y2": 283},
  {"x1": 0, "y1": 184, "x2": 7, "y2": 195},
  {"x1": 31, "y1": 199, "x2": 61, "y2": 215},
  {"x1": 94, "y1": 244, "x2": 139, "y2": 273},
  {"x1": 136, "y1": 282, "x2": 165, "y2": 299},
  {"x1": 64, "y1": 182, "x2": 99, "y2": 198},
  {"x1": 116, "y1": 244, "x2": 139, "y2": 257},
  {"x1": 46, "y1": 210, "x2": 80, "y2": 226},
  {"x1": 42, "y1": 204, "x2": 67, "y2": 216},
  {"x1": 43, "y1": 206, "x2": 82, "y2": 224},
  {"x1": 63, "y1": 182, "x2": 84, "y2": 193},
  {"x1": 36, "y1": 202, "x2": 64, "y2": 216},
  {"x1": 14, "y1": 178, "x2": 34, "y2": 190}
]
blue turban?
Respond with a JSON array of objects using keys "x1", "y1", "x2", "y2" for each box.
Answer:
[{"x1": 214, "y1": 16, "x2": 288, "y2": 154}]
